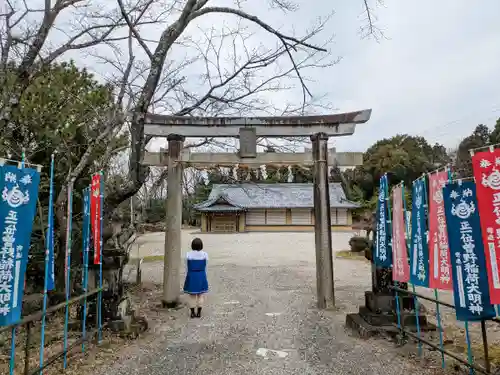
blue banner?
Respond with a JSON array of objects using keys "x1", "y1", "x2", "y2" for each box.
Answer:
[
  {"x1": 0, "y1": 165, "x2": 41, "y2": 325},
  {"x1": 443, "y1": 181, "x2": 496, "y2": 321},
  {"x1": 409, "y1": 179, "x2": 429, "y2": 287},
  {"x1": 374, "y1": 175, "x2": 392, "y2": 268}
]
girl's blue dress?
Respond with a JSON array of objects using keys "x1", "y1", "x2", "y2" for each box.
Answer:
[{"x1": 183, "y1": 250, "x2": 209, "y2": 294}]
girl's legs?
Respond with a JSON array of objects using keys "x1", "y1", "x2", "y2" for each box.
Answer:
[
  {"x1": 196, "y1": 294, "x2": 204, "y2": 317},
  {"x1": 188, "y1": 294, "x2": 197, "y2": 318}
]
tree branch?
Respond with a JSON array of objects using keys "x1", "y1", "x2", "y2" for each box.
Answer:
[
  {"x1": 360, "y1": 0, "x2": 386, "y2": 41},
  {"x1": 116, "y1": 0, "x2": 154, "y2": 60},
  {"x1": 187, "y1": 7, "x2": 326, "y2": 52}
]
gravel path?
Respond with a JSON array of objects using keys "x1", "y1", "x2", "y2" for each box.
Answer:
[{"x1": 97, "y1": 232, "x2": 442, "y2": 375}]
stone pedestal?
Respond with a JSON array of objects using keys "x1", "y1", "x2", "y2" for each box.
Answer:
[{"x1": 345, "y1": 231, "x2": 435, "y2": 338}]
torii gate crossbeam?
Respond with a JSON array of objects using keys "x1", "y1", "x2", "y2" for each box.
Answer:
[
  {"x1": 142, "y1": 149, "x2": 364, "y2": 167},
  {"x1": 142, "y1": 109, "x2": 372, "y2": 310},
  {"x1": 144, "y1": 111, "x2": 371, "y2": 137}
]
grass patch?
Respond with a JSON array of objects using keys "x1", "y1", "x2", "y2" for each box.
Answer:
[
  {"x1": 128, "y1": 255, "x2": 164, "y2": 264},
  {"x1": 336, "y1": 250, "x2": 367, "y2": 260}
]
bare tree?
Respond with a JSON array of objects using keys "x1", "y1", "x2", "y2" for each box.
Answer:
[
  {"x1": 0, "y1": 0, "x2": 142, "y2": 225},
  {"x1": 105, "y1": 0, "x2": 337, "y2": 216},
  {"x1": 1, "y1": 0, "x2": 382, "y2": 236}
]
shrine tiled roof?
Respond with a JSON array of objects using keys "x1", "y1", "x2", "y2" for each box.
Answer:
[{"x1": 194, "y1": 183, "x2": 359, "y2": 211}]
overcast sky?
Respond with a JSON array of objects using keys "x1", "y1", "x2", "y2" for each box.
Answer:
[
  {"x1": 245, "y1": 0, "x2": 500, "y2": 153},
  {"x1": 326, "y1": 0, "x2": 500, "y2": 152},
  {"x1": 42, "y1": 0, "x2": 500, "y2": 153}
]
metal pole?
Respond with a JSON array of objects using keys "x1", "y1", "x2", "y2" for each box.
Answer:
[
  {"x1": 97, "y1": 172, "x2": 104, "y2": 343},
  {"x1": 24, "y1": 322, "x2": 32, "y2": 375},
  {"x1": 81, "y1": 187, "x2": 90, "y2": 353},
  {"x1": 481, "y1": 320, "x2": 491, "y2": 373},
  {"x1": 39, "y1": 153, "x2": 55, "y2": 374},
  {"x1": 311, "y1": 133, "x2": 335, "y2": 309},
  {"x1": 162, "y1": 134, "x2": 184, "y2": 308},
  {"x1": 63, "y1": 183, "x2": 74, "y2": 368}
]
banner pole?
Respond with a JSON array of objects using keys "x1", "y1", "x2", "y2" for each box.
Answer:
[
  {"x1": 426, "y1": 171, "x2": 446, "y2": 368},
  {"x1": 38, "y1": 153, "x2": 55, "y2": 374},
  {"x1": 385, "y1": 176, "x2": 402, "y2": 332},
  {"x1": 97, "y1": 172, "x2": 104, "y2": 343},
  {"x1": 9, "y1": 317, "x2": 15, "y2": 374},
  {"x1": 446, "y1": 169, "x2": 476, "y2": 374},
  {"x1": 404, "y1": 181, "x2": 423, "y2": 356},
  {"x1": 81, "y1": 187, "x2": 90, "y2": 353},
  {"x1": 451, "y1": 175, "x2": 474, "y2": 375},
  {"x1": 464, "y1": 322, "x2": 475, "y2": 375},
  {"x1": 63, "y1": 183, "x2": 74, "y2": 368}
]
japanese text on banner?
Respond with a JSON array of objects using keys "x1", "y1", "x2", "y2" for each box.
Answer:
[
  {"x1": 471, "y1": 149, "x2": 500, "y2": 304},
  {"x1": 392, "y1": 185, "x2": 410, "y2": 282},
  {"x1": 410, "y1": 179, "x2": 429, "y2": 287},
  {"x1": 428, "y1": 171, "x2": 453, "y2": 290},
  {"x1": 374, "y1": 175, "x2": 392, "y2": 268},
  {"x1": 90, "y1": 174, "x2": 101, "y2": 265},
  {"x1": 0, "y1": 165, "x2": 41, "y2": 326},
  {"x1": 443, "y1": 181, "x2": 496, "y2": 321}
]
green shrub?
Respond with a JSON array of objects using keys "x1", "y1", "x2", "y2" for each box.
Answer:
[{"x1": 349, "y1": 236, "x2": 372, "y2": 253}]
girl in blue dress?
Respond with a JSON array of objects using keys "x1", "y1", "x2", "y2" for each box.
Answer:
[{"x1": 183, "y1": 238, "x2": 209, "y2": 318}]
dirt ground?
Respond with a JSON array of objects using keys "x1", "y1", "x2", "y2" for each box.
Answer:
[
  {"x1": 1, "y1": 230, "x2": 485, "y2": 374},
  {"x1": 95, "y1": 231, "x2": 456, "y2": 375}
]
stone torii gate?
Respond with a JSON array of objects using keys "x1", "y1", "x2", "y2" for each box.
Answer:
[{"x1": 142, "y1": 110, "x2": 372, "y2": 309}]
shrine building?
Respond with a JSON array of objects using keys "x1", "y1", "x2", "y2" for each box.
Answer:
[{"x1": 194, "y1": 183, "x2": 359, "y2": 233}]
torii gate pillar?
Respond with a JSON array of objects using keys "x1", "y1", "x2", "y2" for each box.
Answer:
[
  {"x1": 162, "y1": 134, "x2": 184, "y2": 308},
  {"x1": 311, "y1": 133, "x2": 335, "y2": 309}
]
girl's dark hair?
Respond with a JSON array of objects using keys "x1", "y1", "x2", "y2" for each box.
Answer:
[{"x1": 191, "y1": 237, "x2": 203, "y2": 251}]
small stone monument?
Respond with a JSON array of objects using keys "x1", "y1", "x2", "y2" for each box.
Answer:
[{"x1": 345, "y1": 214, "x2": 435, "y2": 338}]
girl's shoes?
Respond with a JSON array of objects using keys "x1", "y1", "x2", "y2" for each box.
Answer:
[{"x1": 189, "y1": 307, "x2": 202, "y2": 318}]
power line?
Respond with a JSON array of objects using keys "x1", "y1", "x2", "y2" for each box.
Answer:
[{"x1": 415, "y1": 105, "x2": 500, "y2": 144}]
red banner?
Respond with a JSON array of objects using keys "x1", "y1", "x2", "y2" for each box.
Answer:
[
  {"x1": 428, "y1": 170, "x2": 453, "y2": 290},
  {"x1": 472, "y1": 149, "x2": 500, "y2": 303},
  {"x1": 392, "y1": 185, "x2": 410, "y2": 282},
  {"x1": 90, "y1": 173, "x2": 102, "y2": 265}
]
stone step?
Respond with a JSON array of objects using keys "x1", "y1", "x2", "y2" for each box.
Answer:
[
  {"x1": 358, "y1": 306, "x2": 395, "y2": 326},
  {"x1": 358, "y1": 306, "x2": 429, "y2": 327},
  {"x1": 345, "y1": 313, "x2": 399, "y2": 339},
  {"x1": 365, "y1": 291, "x2": 425, "y2": 314},
  {"x1": 346, "y1": 310, "x2": 437, "y2": 340}
]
